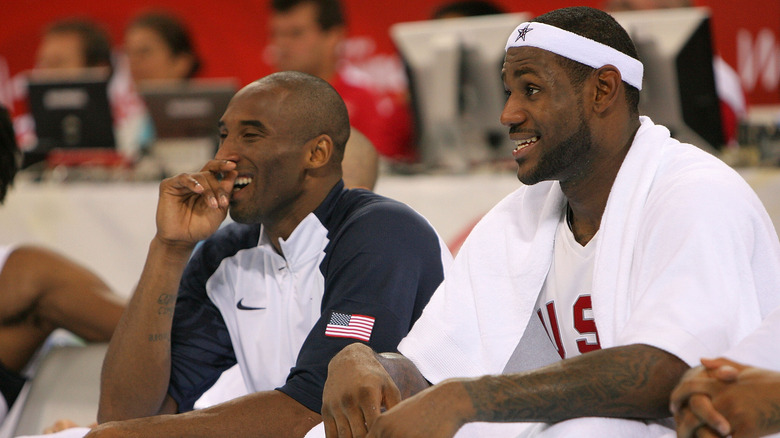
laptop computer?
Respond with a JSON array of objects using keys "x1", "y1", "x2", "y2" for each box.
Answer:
[{"x1": 139, "y1": 79, "x2": 237, "y2": 140}]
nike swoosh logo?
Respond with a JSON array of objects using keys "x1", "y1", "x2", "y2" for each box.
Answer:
[{"x1": 236, "y1": 298, "x2": 266, "y2": 310}]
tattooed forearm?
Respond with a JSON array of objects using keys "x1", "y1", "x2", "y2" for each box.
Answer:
[
  {"x1": 379, "y1": 352, "x2": 431, "y2": 398},
  {"x1": 754, "y1": 400, "x2": 780, "y2": 436},
  {"x1": 461, "y1": 344, "x2": 689, "y2": 423}
]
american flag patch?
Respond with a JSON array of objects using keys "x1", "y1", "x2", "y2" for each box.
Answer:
[{"x1": 325, "y1": 311, "x2": 375, "y2": 341}]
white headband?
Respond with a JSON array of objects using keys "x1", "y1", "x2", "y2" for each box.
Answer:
[{"x1": 505, "y1": 22, "x2": 643, "y2": 90}]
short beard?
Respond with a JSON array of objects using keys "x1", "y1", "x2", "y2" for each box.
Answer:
[{"x1": 518, "y1": 113, "x2": 593, "y2": 186}]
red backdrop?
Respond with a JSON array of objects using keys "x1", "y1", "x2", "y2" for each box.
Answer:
[{"x1": 1, "y1": 0, "x2": 778, "y2": 111}]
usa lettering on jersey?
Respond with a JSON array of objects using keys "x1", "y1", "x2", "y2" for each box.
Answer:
[{"x1": 537, "y1": 294, "x2": 601, "y2": 359}]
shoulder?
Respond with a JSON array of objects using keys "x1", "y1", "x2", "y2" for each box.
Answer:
[
  {"x1": 322, "y1": 189, "x2": 447, "y2": 265},
  {"x1": 328, "y1": 189, "x2": 436, "y2": 237},
  {"x1": 652, "y1": 144, "x2": 759, "y2": 211}
]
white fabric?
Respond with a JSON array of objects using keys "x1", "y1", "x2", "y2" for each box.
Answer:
[
  {"x1": 15, "y1": 427, "x2": 90, "y2": 438},
  {"x1": 724, "y1": 305, "x2": 780, "y2": 371},
  {"x1": 0, "y1": 399, "x2": 6, "y2": 432},
  {"x1": 504, "y1": 22, "x2": 644, "y2": 90},
  {"x1": 535, "y1": 219, "x2": 599, "y2": 359},
  {"x1": 398, "y1": 116, "x2": 780, "y2": 437},
  {"x1": 0, "y1": 245, "x2": 15, "y2": 274},
  {"x1": 206, "y1": 214, "x2": 328, "y2": 396}
]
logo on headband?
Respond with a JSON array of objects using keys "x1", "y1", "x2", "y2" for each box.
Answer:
[{"x1": 514, "y1": 24, "x2": 533, "y2": 42}]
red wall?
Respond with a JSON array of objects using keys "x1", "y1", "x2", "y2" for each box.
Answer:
[{"x1": 1, "y1": 0, "x2": 778, "y2": 110}]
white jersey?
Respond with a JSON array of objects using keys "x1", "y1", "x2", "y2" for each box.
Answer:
[{"x1": 535, "y1": 218, "x2": 600, "y2": 360}]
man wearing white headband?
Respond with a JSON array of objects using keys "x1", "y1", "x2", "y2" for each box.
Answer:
[{"x1": 321, "y1": 6, "x2": 780, "y2": 438}]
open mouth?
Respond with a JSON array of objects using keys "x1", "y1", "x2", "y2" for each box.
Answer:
[
  {"x1": 514, "y1": 136, "x2": 539, "y2": 153},
  {"x1": 233, "y1": 176, "x2": 253, "y2": 192}
]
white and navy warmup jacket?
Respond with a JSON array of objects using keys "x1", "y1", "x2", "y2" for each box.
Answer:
[{"x1": 167, "y1": 181, "x2": 451, "y2": 413}]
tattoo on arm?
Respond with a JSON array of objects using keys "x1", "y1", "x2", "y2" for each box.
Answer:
[
  {"x1": 462, "y1": 344, "x2": 689, "y2": 423},
  {"x1": 148, "y1": 333, "x2": 170, "y2": 342},
  {"x1": 755, "y1": 400, "x2": 780, "y2": 435},
  {"x1": 156, "y1": 293, "x2": 176, "y2": 316}
]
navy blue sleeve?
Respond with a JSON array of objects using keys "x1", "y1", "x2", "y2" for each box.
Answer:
[
  {"x1": 277, "y1": 200, "x2": 446, "y2": 413},
  {"x1": 167, "y1": 226, "x2": 255, "y2": 411}
]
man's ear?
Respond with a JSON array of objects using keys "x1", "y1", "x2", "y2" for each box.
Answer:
[
  {"x1": 306, "y1": 134, "x2": 334, "y2": 169},
  {"x1": 592, "y1": 65, "x2": 622, "y2": 115}
]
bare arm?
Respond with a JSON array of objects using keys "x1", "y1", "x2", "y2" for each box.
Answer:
[
  {"x1": 96, "y1": 237, "x2": 193, "y2": 422},
  {"x1": 0, "y1": 246, "x2": 125, "y2": 372},
  {"x1": 460, "y1": 344, "x2": 687, "y2": 423},
  {"x1": 98, "y1": 159, "x2": 238, "y2": 422},
  {"x1": 338, "y1": 344, "x2": 688, "y2": 438},
  {"x1": 89, "y1": 390, "x2": 321, "y2": 438}
]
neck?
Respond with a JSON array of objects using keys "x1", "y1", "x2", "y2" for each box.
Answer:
[
  {"x1": 263, "y1": 177, "x2": 340, "y2": 254},
  {"x1": 562, "y1": 117, "x2": 640, "y2": 246}
]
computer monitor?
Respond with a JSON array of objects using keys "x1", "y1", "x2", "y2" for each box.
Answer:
[
  {"x1": 139, "y1": 79, "x2": 237, "y2": 140},
  {"x1": 139, "y1": 79, "x2": 237, "y2": 176},
  {"x1": 391, "y1": 13, "x2": 529, "y2": 170},
  {"x1": 611, "y1": 7, "x2": 724, "y2": 151},
  {"x1": 27, "y1": 75, "x2": 115, "y2": 151}
]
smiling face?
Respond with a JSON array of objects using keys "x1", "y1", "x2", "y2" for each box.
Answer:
[
  {"x1": 215, "y1": 82, "x2": 309, "y2": 225},
  {"x1": 501, "y1": 46, "x2": 594, "y2": 186}
]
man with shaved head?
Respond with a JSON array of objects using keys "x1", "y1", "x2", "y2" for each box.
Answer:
[{"x1": 92, "y1": 71, "x2": 450, "y2": 437}]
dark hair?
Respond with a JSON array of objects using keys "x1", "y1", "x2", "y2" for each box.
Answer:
[
  {"x1": 45, "y1": 19, "x2": 112, "y2": 68},
  {"x1": 0, "y1": 106, "x2": 19, "y2": 204},
  {"x1": 258, "y1": 71, "x2": 350, "y2": 160},
  {"x1": 271, "y1": 0, "x2": 346, "y2": 30},
  {"x1": 432, "y1": 1, "x2": 506, "y2": 19},
  {"x1": 534, "y1": 6, "x2": 641, "y2": 114},
  {"x1": 128, "y1": 12, "x2": 201, "y2": 78}
]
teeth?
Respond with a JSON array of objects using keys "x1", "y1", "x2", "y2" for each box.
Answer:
[
  {"x1": 233, "y1": 177, "x2": 253, "y2": 191},
  {"x1": 514, "y1": 136, "x2": 539, "y2": 151}
]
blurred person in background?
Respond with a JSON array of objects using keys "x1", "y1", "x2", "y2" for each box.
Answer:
[
  {"x1": 124, "y1": 11, "x2": 201, "y2": 85},
  {"x1": 34, "y1": 19, "x2": 112, "y2": 77},
  {"x1": 431, "y1": 0, "x2": 506, "y2": 19},
  {"x1": 268, "y1": 0, "x2": 416, "y2": 162},
  {"x1": 0, "y1": 105, "x2": 126, "y2": 426},
  {"x1": 11, "y1": 19, "x2": 114, "y2": 153},
  {"x1": 115, "y1": 11, "x2": 203, "y2": 158}
]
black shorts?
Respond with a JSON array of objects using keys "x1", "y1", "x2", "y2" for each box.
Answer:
[{"x1": 0, "y1": 359, "x2": 26, "y2": 409}]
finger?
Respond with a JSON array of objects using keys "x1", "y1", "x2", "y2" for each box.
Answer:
[
  {"x1": 360, "y1": 399, "x2": 381, "y2": 434},
  {"x1": 335, "y1": 414, "x2": 355, "y2": 438},
  {"x1": 383, "y1": 382, "x2": 402, "y2": 411},
  {"x1": 343, "y1": 396, "x2": 369, "y2": 438},
  {"x1": 688, "y1": 394, "x2": 731, "y2": 437},
  {"x1": 670, "y1": 378, "x2": 720, "y2": 414},
  {"x1": 193, "y1": 160, "x2": 238, "y2": 206},
  {"x1": 188, "y1": 174, "x2": 220, "y2": 209},
  {"x1": 694, "y1": 425, "x2": 722, "y2": 438},
  {"x1": 675, "y1": 406, "x2": 704, "y2": 438},
  {"x1": 200, "y1": 159, "x2": 237, "y2": 173},
  {"x1": 324, "y1": 415, "x2": 339, "y2": 438},
  {"x1": 711, "y1": 365, "x2": 739, "y2": 382},
  {"x1": 196, "y1": 172, "x2": 235, "y2": 209}
]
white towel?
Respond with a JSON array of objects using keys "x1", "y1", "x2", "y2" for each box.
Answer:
[{"x1": 399, "y1": 116, "x2": 780, "y2": 437}]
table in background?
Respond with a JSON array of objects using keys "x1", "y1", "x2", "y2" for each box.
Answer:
[{"x1": 0, "y1": 168, "x2": 777, "y2": 297}]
